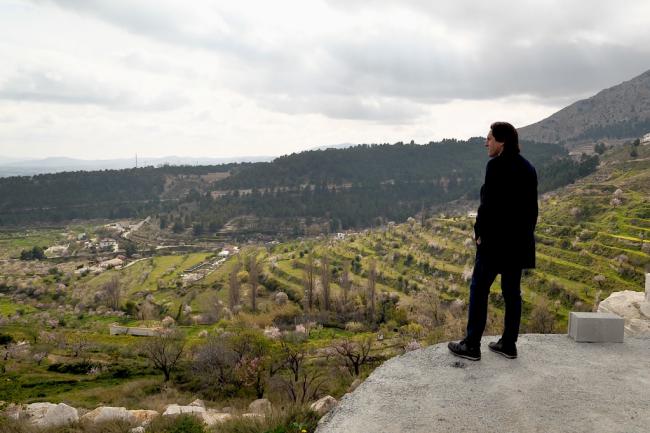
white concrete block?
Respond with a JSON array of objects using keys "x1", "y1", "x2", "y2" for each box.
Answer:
[{"x1": 568, "y1": 312, "x2": 624, "y2": 343}]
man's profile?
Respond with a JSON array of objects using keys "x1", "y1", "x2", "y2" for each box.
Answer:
[{"x1": 448, "y1": 121, "x2": 538, "y2": 360}]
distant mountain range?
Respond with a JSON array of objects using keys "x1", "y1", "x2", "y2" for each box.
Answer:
[
  {"x1": 0, "y1": 155, "x2": 274, "y2": 177},
  {"x1": 519, "y1": 68, "x2": 650, "y2": 148},
  {"x1": 0, "y1": 145, "x2": 357, "y2": 177}
]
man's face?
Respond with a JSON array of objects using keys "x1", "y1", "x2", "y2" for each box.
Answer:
[{"x1": 486, "y1": 130, "x2": 504, "y2": 157}]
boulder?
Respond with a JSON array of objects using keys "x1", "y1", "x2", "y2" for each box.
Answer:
[
  {"x1": 25, "y1": 402, "x2": 79, "y2": 428},
  {"x1": 81, "y1": 406, "x2": 135, "y2": 424},
  {"x1": 598, "y1": 290, "x2": 650, "y2": 337},
  {"x1": 201, "y1": 410, "x2": 233, "y2": 426},
  {"x1": 310, "y1": 395, "x2": 337, "y2": 416},
  {"x1": 161, "y1": 316, "x2": 176, "y2": 327},
  {"x1": 189, "y1": 399, "x2": 205, "y2": 408},
  {"x1": 162, "y1": 404, "x2": 206, "y2": 416},
  {"x1": 248, "y1": 398, "x2": 271, "y2": 414},
  {"x1": 128, "y1": 409, "x2": 159, "y2": 426},
  {"x1": 275, "y1": 292, "x2": 288, "y2": 305},
  {"x1": 4, "y1": 403, "x2": 22, "y2": 420}
]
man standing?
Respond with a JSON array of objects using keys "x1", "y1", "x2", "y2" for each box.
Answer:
[{"x1": 448, "y1": 122, "x2": 538, "y2": 360}]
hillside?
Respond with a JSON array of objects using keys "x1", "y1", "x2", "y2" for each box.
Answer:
[
  {"x1": 0, "y1": 140, "x2": 648, "y2": 433},
  {"x1": 0, "y1": 139, "x2": 595, "y2": 234},
  {"x1": 519, "y1": 69, "x2": 650, "y2": 149}
]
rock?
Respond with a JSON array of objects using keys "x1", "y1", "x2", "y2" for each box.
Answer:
[
  {"x1": 162, "y1": 404, "x2": 206, "y2": 416},
  {"x1": 201, "y1": 411, "x2": 233, "y2": 426},
  {"x1": 598, "y1": 290, "x2": 650, "y2": 337},
  {"x1": 81, "y1": 406, "x2": 135, "y2": 424},
  {"x1": 220, "y1": 406, "x2": 234, "y2": 413},
  {"x1": 275, "y1": 291, "x2": 288, "y2": 305},
  {"x1": 130, "y1": 427, "x2": 145, "y2": 433},
  {"x1": 161, "y1": 316, "x2": 176, "y2": 327},
  {"x1": 25, "y1": 402, "x2": 79, "y2": 428},
  {"x1": 242, "y1": 413, "x2": 265, "y2": 419},
  {"x1": 197, "y1": 330, "x2": 208, "y2": 338},
  {"x1": 348, "y1": 378, "x2": 362, "y2": 393},
  {"x1": 4, "y1": 403, "x2": 22, "y2": 420},
  {"x1": 248, "y1": 398, "x2": 271, "y2": 414},
  {"x1": 310, "y1": 395, "x2": 337, "y2": 416},
  {"x1": 189, "y1": 399, "x2": 205, "y2": 408},
  {"x1": 128, "y1": 409, "x2": 159, "y2": 426}
]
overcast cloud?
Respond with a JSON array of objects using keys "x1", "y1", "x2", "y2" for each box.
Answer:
[{"x1": 1, "y1": 0, "x2": 650, "y2": 159}]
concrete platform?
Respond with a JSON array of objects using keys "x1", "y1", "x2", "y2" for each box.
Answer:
[{"x1": 316, "y1": 334, "x2": 650, "y2": 433}]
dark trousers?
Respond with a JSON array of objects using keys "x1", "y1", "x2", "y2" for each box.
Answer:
[{"x1": 465, "y1": 251, "x2": 522, "y2": 347}]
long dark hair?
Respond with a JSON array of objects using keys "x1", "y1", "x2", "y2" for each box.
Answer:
[{"x1": 490, "y1": 121, "x2": 520, "y2": 154}]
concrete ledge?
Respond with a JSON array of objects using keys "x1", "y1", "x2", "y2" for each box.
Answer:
[{"x1": 568, "y1": 312, "x2": 624, "y2": 343}]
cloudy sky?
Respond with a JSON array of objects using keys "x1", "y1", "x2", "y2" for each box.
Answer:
[{"x1": 1, "y1": 0, "x2": 650, "y2": 160}]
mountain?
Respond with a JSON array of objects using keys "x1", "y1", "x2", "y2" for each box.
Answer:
[
  {"x1": 0, "y1": 139, "x2": 579, "y2": 228},
  {"x1": 519, "y1": 68, "x2": 650, "y2": 149}
]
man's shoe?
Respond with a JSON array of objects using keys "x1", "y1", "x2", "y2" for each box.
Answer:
[
  {"x1": 448, "y1": 340, "x2": 481, "y2": 361},
  {"x1": 488, "y1": 339, "x2": 517, "y2": 359}
]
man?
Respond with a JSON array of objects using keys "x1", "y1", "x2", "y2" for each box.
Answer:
[{"x1": 448, "y1": 122, "x2": 538, "y2": 360}]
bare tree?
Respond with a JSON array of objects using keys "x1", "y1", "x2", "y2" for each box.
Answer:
[
  {"x1": 248, "y1": 253, "x2": 259, "y2": 313},
  {"x1": 141, "y1": 329, "x2": 186, "y2": 381},
  {"x1": 278, "y1": 340, "x2": 325, "y2": 403},
  {"x1": 320, "y1": 255, "x2": 331, "y2": 311},
  {"x1": 229, "y1": 261, "x2": 242, "y2": 312},
  {"x1": 66, "y1": 333, "x2": 91, "y2": 358},
  {"x1": 303, "y1": 253, "x2": 316, "y2": 311},
  {"x1": 333, "y1": 335, "x2": 373, "y2": 376},
  {"x1": 366, "y1": 259, "x2": 377, "y2": 324},
  {"x1": 340, "y1": 260, "x2": 351, "y2": 303},
  {"x1": 103, "y1": 276, "x2": 121, "y2": 310}
]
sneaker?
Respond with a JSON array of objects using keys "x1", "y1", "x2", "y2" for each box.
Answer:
[
  {"x1": 448, "y1": 340, "x2": 481, "y2": 361},
  {"x1": 488, "y1": 339, "x2": 517, "y2": 359}
]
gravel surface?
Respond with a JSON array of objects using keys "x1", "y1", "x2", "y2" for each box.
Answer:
[{"x1": 316, "y1": 334, "x2": 650, "y2": 433}]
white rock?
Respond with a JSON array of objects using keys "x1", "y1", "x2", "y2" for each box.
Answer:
[
  {"x1": 189, "y1": 399, "x2": 205, "y2": 408},
  {"x1": 242, "y1": 413, "x2": 264, "y2": 419},
  {"x1": 128, "y1": 409, "x2": 159, "y2": 426},
  {"x1": 248, "y1": 398, "x2": 271, "y2": 414},
  {"x1": 25, "y1": 402, "x2": 79, "y2": 428},
  {"x1": 201, "y1": 411, "x2": 233, "y2": 426},
  {"x1": 598, "y1": 290, "x2": 650, "y2": 337},
  {"x1": 81, "y1": 406, "x2": 135, "y2": 424},
  {"x1": 310, "y1": 396, "x2": 337, "y2": 416},
  {"x1": 161, "y1": 316, "x2": 176, "y2": 327},
  {"x1": 163, "y1": 404, "x2": 206, "y2": 416},
  {"x1": 275, "y1": 291, "x2": 288, "y2": 305}
]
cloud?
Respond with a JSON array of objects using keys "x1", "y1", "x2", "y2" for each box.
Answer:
[{"x1": 0, "y1": 69, "x2": 186, "y2": 111}]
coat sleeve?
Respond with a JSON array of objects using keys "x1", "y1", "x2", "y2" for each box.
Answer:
[{"x1": 474, "y1": 159, "x2": 498, "y2": 241}]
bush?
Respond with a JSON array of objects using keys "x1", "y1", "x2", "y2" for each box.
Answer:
[
  {"x1": 211, "y1": 405, "x2": 319, "y2": 433},
  {"x1": 146, "y1": 415, "x2": 205, "y2": 433},
  {"x1": 47, "y1": 361, "x2": 96, "y2": 374}
]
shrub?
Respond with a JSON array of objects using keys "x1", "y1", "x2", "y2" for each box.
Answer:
[
  {"x1": 47, "y1": 361, "x2": 96, "y2": 374},
  {"x1": 146, "y1": 415, "x2": 205, "y2": 433}
]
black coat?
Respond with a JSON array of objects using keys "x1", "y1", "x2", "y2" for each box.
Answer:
[{"x1": 474, "y1": 152, "x2": 538, "y2": 270}]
